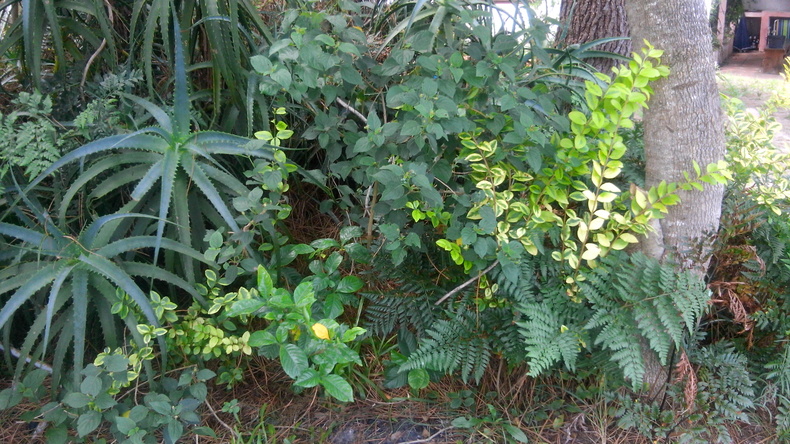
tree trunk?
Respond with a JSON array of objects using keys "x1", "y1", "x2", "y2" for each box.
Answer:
[
  {"x1": 625, "y1": 0, "x2": 725, "y2": 391},
  {"x1": 559, "y1": 0, "x2": 631, "y2": 73},
  {"x1": 626, "y1": 0, "x2": 725, "y2": 266}
]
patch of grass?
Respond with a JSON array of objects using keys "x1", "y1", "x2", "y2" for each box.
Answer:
[{"x1": 717, "y1": 72, "x2": 785, "y2": 102}]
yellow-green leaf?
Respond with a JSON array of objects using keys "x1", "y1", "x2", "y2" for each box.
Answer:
[
  {"x1": 581, "y1": 244, "x2": 601, "y2": 261},
  {"x1": 311, "y1": 323, "x2": 330, "y2": 340}
]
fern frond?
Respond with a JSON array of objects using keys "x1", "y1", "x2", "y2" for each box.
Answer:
[
  {"x1": 401, "y1": 309, "x2": 492, "y2": 384},
  {"x1": 517, "y1": 286, "x2": 589, "y2": 376},
  {"x1": 580, "y1": 252, "x2": 709, "y2": 386},
  {"x1": 0, "y1": 92, "x2": 62, "y2": 182},
  {"x1": 363, "y1": 281, "x2": 438, "y2": 337}
]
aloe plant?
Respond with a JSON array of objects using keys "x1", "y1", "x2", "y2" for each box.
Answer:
[
  {"x1": 0, "y1": 190, "x2": 212, "y2": 388},
  {"x1": 0, "y1": 0, "x2": 272, "y2": 132},
  {"x1": 0, "y1": 7, "x2": 271, "y2": 387},
  {"x1": 23, "y1": 12, "x2": 273, "y2": 281}
]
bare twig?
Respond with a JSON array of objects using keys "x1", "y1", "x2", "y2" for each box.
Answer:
[
  {"x1": 434, "y1": 260, "x2": 500, "y2": 305},
  {"x1": 336, "y1": 97, "x2": 368, "y2": 123},
  {"x1": 0, "y1": 344, "x2": 53, "y2": 373},
  {"x1": 81, "y1": 0, "x2": 113, "y2": 88},
  {"x1": 203, "y1": 398, "x2": 238, "y2": 440}
]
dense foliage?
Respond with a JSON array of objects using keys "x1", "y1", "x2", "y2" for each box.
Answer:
[{"x1": 0, "y1": 0, "x2": 787, "y2": 442}]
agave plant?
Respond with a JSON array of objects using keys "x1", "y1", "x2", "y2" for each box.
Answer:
[
  {"x1": 0, "y1": 8, "x2": 271, "y2": 386},
  {"x1": 522, "y1": 36, "x2": 632, "y2": 89},
  {"x1": 24, "y1": 13, "x2": 273, "y2": 282},
  {"x1": 0, "y1": 0, "x2": 272, "y2": 132},
  {"x1": 0, "y1": 0, "x2": 119, "y2": 90},
  {"x1": 0, "y1": 190, "x2": 212, "y2": 387}
]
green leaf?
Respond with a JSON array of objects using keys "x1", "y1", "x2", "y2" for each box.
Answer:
[
  {"x1": 116, "y1": 416, "x2": 136, "y2": 435},
  {"x1": 339, "y1": 226, "x2": 363, "y2": 244},
  {"x1": 77, "y1": 410, "x2": 102, "y2": 437},
  {"x1": 336, "y1": 276, "x2": 363, "y2": 293},
  {"x1": 451, "y1": 416, "x2": 477, "y2": 428},
  {"x1": 129, "y1": 405, "x2": 149, "y2": 422},
  {"x1": 190, "y1": 382, "x2": 208, "y2": 401},
  {"x1": 146, "y1": 394, "x2": 173, "y2": 416},
  {"x1": 249, "y1": 330, "x2": 278, "y2": 347},
  {"x1": 45, "y1": 426, "x2": 68, "y2": 444},
  {"x1": 271, "y1": 68, "x2": 292, "y2": 89},
  {"x1": 279, "y1": 344, "x2": 309, "y2": 379},
  {"x1": 196, "y1": 369, "x2": 216, "y2": 381},
  {"x1": 208, "y1": 231, "x2": 223, "y2": 249},
  {"x1": 311, "y1": 238, "x2": 341, "y2": 250},
  {"x1": 251, "y1": 55, "x2": 273, "y2": 73},
  {"x1": 407, "y1": 368, "x2": 430, "y2": 390},
  {"x1": 338, "y1": 42, "x2": 360, "y2": 56},
  {"x1": 324, "y1": 293, "x2": 344, "y2": 319},
  {"x1": 568, "y1": 110, "x2": 587, "y2": 126},
  {"x1": 0, "y1": 388, "x2": 22, "y2": 409},
  {"x1": 257, "y1": 266, "x2": 274, "y2": 297},
  {"x1": 192, "y1": 426, "x2": 217, "y2": 437},
  {"x1": 93, "y1": 392, "x2": 117, "y2": 410},
  {"x1": 341, "y1": 327, "x2": 366, "y2": 342},
  {"x1": 80, "y1": 375, "x2": 102, "y2": 398},
  {"x1": 293, "y1": 281, "x2": 315, "y2": 309},
  {"x1": 320, "y1": 374, "x2": 354, "y2": 402},
  {"x1": 295, "y1": 368, "x2": 321, "y2": 388},
  {"x1": 226, "y1": 299, "x2": 266, "y2": 317},
  {"x1": 63, "y1": 392, "x2": 91, "y2": 409},
  {"x1": 503, "y1": 424, "x2": 529, "y2": 443},
  {"x1": 166, "y1": 420, "x2": 184, "y2": 444},
  {"x1": 340, "y1": 64, "x2": 364, "y2": 85}
]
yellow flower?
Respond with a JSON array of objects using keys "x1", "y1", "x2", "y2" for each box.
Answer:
[{"x1": 311, "y1": 323, "x2": 330, "y2": 340}]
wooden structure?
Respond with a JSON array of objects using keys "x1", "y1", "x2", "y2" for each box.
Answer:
[
  {"x1": 762, "y1": 47, "x2": 788, "y2": 73},
  {"x1": 745, "y1": 10, "x2": 790, "y2": 51}
]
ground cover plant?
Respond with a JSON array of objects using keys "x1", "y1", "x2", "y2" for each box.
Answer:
[{"x1": 0, "y1": 0, "x2": 787, "y2": 442}]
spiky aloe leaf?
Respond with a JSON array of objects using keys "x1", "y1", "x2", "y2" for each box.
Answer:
[
  {"x1": 42, "y1": 264, "x2": 75, "y2": 357},
  {"x1": 71, "y1": 270, "x2": 89, "y2": 387},
  {"x1": 26, "y1": 131, "x2": 170, "y2": 191},
  {"x1": 0, "y1": 264, "x2": 60, "y2": 330}
]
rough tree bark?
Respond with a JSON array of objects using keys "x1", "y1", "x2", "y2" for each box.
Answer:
[
  {"x1": 559, "y1": 0, "x2": 632, "y2": 73},
  {"x1": 625, "y1": 0, "x2": 726, "y2": 391},
  {"x1": 626, "y1": 0, "x2": 725, "y2": 266}
]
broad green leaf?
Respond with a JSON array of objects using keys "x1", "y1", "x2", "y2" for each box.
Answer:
[
  {"x1": 77, "y1": 410, "x2": 102, "y2": 437},
  {"x1": 257, "y1": 266, "x2": 274, "y2": 297},
  {"x1": 339, "y1": 226, "x2": 363, "y2": 244},
  {"x1": 166, "y1": 420, "x2": 184, "y2": 444},
  {"x1": 503, "y1": 424, "x2": 529, "y2": 443},
  {"x1": 336, "y1": 276, "x2": 363, "y2": 293},
  {"x1": 80, "y1": 375, "x2": 102, "y2": 398},
  {"x1": 226, "y1": 299, "x2": 266, "y2": 317},
  {"x1": 620, "y1": 233, "x2": 639, "y2": 243},
  {"x1": 192, "y1": 426, "x2": 217, "y2": 437},
  {"x1": 116, "y1": 416, "x2": 137, "y2": 435},
  {"x1": 407, "y1": 368, "x2": 430, "y2": 390},
  {"x1": 293, "y1": 281, "x2": 315, "y2": 309},
  {"x1": 279, "y1": 344, "x2": 309, "y2": 379},
  {"x1": 146, "y1": 393, "x2": 173, "y2": 415},
  {"x1": 63, "y1": 392, "x2": 91, "y2": 409},
  {"x1": 320, "y1": 374, "x2": 354, "y2": 402},
  {"x1": 295, "y1": 368, "x2": 321, "y2": 388},
  {"x1": 190, "y1": 383, "x2": 208, "y2": 401},
  {"x1": 581, "y1": 243, "x2": 601, "y2": 261},
  {"x1": 196, "y1": 369, "x2": 216, "y2": 381}
]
